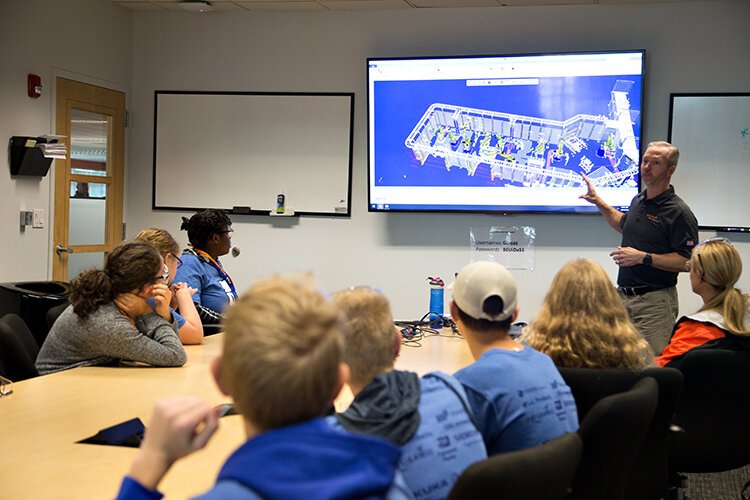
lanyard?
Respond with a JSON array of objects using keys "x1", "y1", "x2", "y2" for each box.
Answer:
[{"x1": 195, "y1": 249, "x2": 238, "y2": 299}]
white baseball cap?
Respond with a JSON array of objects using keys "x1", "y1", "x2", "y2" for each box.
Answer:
[{"x1": 451, "y1": 261, "x2": 517, "y2": 321}]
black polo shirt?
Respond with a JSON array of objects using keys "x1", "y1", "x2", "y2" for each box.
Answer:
[{"x1": 618, "y1": 185, "x2": 698, "y2": 288}]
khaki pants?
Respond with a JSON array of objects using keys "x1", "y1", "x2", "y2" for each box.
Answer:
[{"x1": 620, "y1": 286, "x2": 678, "y2": 356}]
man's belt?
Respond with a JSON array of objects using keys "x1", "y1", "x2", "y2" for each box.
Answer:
[{"x1": 617, "y1": 285, "x2": 665, "y2": 297}]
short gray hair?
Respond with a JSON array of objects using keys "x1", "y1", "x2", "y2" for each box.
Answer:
[{"x1": 647, "y1": 141, "x2": 680, "y2": 167}]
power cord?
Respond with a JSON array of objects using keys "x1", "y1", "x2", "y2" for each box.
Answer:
[{"x1": 395, "y1": 313, "x2": 461, "y2": 348}]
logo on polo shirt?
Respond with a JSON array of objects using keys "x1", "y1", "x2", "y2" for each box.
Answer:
[{"x1": 646, "y1": 213, "x2": 659, "y2": 222}]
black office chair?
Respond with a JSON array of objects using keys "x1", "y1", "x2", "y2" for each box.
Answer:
[
  {"x1": 45, "y1": 302, "x2": 69, "y2": 333},
  {"x1": 568, "y1": 377, "x2": 659, "y2": 500},
  {"x1": 202, "y1": 323, "x2": 223, "y2": 336},
  {"x1": 0, "y1": 313, "x2": 40, "y2": 381},
  {"x1": 447, "y1": 432, "x2": 582, "y2": 500},
  {"x1": 668, "y1": 349, "x2": 750, "y2": 474},
  {"x1": 560, "y1": 366, "x2": 683, "y2": 500}
]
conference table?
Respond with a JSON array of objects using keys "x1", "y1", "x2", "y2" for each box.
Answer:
[{"x1": 0, "y1": 330, "x2": 472, "y2": 498}]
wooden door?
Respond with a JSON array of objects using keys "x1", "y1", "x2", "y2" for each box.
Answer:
[{"x1": 53, "y1": 78, "x2": 125, "y2": 281}]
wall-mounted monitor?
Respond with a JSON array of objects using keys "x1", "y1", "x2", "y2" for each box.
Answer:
[{"x1": 367, "y1": 50, "x2": 645, "y2": 214}]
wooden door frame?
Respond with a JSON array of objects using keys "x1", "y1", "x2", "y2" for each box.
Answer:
[{"x1": 53, "y1": 77, "x2": 125, "y2": 281}]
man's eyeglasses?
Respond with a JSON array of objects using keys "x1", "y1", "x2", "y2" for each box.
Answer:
[{"x1": 170, "y1": 253, "x2": 183, "y2": 270}]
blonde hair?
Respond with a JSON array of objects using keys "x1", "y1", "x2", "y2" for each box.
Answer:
[
  {"x1": 221, "y1": 275, "x2": 344, "y2": 430},
  {"x1": 134, "y1": 228, "x2": 179, "y2": 257},
  {"x1": 331, "y1": 288, "x2": 396, "y2": 388},
  {"x1": 692, "y1": 239, "x2": 750, "y2": 335},
  {"x1": 524, "y1": 259, "x2": 653, "y2": 369}
]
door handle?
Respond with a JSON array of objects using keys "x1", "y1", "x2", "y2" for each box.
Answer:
[{"x1": 55, "y1": 245, "x2": 74, "y2": 255}]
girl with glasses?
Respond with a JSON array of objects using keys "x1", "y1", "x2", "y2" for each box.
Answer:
[
  {"x1": 134, "y1": 228, "x2": 204, "y2": 345},
  {"x1": 173, "y1": 209, "x2": 238, "y2": 325},
  {"x1": 656, "y1": 238, "x2": 750, "y2": 367},
  {"x1": 35, "y1": 242, "x2": 187, "y2": 375}
]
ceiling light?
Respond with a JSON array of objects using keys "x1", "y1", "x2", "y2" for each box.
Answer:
[{"x1": 178, "y1": 1, "x2": 214, "y2": 13}]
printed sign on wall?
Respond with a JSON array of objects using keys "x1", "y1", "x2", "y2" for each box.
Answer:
[{"x1": 470, "y1": 226, "x2": 535, "y2": 270}]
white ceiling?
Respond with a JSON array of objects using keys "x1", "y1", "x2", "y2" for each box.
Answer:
[{"x1": 104, "y1": 0, "x2": 723, "y2": 13}]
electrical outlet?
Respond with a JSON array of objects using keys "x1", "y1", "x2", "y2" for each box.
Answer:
[{"x1": 32, "y1": 209, "x2": 45, "y2": 229}]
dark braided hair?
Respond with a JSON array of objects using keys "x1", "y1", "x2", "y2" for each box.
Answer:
[
  {"x1": 69, "y1": 241, "x2": 162, "y2": 319},
  {"x1": 180, "y1": 209, "x2": 232, "y2": 250}
]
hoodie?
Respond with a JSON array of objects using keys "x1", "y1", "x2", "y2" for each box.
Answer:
[
  {"x1": 212, "y1": 417, "x2": 406, "y2": 499},
  {"x1": 116, "y1": 417, "x2": 412, "y2": 500},
  {"x1": 330, "y1": 370, "x2": 487, "y2": 500},
  {"x1": 336, "y1": 371, "x2": 421, "y2": 444}
]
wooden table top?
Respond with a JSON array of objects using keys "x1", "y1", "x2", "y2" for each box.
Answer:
[{"x1": 0, "y1": 330, "x2": 472, "y2": 499}]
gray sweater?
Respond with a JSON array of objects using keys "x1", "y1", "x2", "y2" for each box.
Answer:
[{"x1": 36, "y1": 303, "x2": 187, "y2": 375}]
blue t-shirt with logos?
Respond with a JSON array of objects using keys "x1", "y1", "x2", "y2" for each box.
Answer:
[{"x1": 454, "y1": 346, "x2": 579, "y2": 455}]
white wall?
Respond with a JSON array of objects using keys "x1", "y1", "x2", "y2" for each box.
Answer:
[
  {"x1": 127, "y1": 0, "x2": 750, "y2": 321},
  {"x1": 5, "y1": 0, "x2": 749, "y2": 323},
  {"x1": 0, "y1": 0, "x2": 131, "y2": 281}
]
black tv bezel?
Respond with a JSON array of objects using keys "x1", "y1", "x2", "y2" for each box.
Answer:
[{"x1": 366, "y1": 49, "x2": 646, "y2": 215}]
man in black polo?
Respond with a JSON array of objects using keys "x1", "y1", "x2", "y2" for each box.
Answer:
[{"x1": 580, "y1": 141, "x2": 698, "y2": 355}]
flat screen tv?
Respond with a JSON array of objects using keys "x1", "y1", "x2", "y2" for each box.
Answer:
[{"x1": 367, "y1": 50, "x2": 645, "y2": 213}]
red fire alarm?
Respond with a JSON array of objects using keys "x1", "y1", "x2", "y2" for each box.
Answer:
[{"x1": 28, "y1": 74, "x2": 42, "y2": 98}]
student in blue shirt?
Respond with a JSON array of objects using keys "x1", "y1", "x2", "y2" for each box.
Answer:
[
  {"x1": 451, "y1": 261, "x2": 579, "y2": 455},
  {"x1": 173, "y1": 209, "x2": 238, "y2": 325},
  {"x1": 328, "y1": 287, "x2": 486, "y2": 499},
  {"x1": 116, "y1": 276, "x2": 412, "y2": 500},
  {"x1": 134, "y1": 228, "x2": 204, "y2": 345}
]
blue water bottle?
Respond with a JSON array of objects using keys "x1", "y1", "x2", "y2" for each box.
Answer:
[{"x1": 428, "y1": 276, "x2": 445, "y2": 328}]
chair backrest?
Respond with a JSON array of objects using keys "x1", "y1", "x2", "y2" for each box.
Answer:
[
  {"x1": 447, "y1": 432, "x2": 582, "y2": 500},
  {"x1": 668, "y1": 348, "x2": 750, "y2": 473},
  {"x1": 569, "y1": 377, "x2": 658, "y2": 500},
  {"x1": 559, "y1": 366, "x2": 683, "y2": 500},
  {"x1": 46, "y1": 303, "x2": 69, "y2": 331},
  {"x1": 0, "y1": 313, "x2": 40, "y2": 381}
]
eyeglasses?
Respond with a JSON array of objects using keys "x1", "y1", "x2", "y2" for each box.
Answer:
[
  {"x1": 694, "y1": 237, "x2": 733, "y2": 279},
  {"x1": 170, "y1": 253, "x2": 183, "y2": 270},
  {"x1": 695, "y1": 253, "x2": 706, "y2": 279},
  {"x1": 153, "y1": 264, "x2": 170, "y2": 284},
  {"x1": 218, "y1": 228, "x2": 234, "y2": 235},
  {"x1": 698, "y1": 237, "x2": 732, "y2": 246}
]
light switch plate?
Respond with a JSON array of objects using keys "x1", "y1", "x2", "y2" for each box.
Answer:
[{"x1": 32, "y1": 208, "x2": 45, "y2": 229}]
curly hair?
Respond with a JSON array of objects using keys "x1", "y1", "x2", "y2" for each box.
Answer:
[
  {"x1": 69, "y1": 241, "x2": 163, "y2": 319},
  {"x1": 179, "y1": 209, "x2": 232, "y2": 250},
  {"x1": 523, "y1": 258, "x2": 653, "y2": 369},
  {"x1": 692, "y1": 239, "x2": 750, "y2": 335}
]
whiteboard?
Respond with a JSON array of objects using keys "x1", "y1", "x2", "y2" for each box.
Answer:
[
  {"x1": 153, "y1": 91, "x2": 353, "y2": 216},
  {"x1": 668, "y1": 93, "x2": 750, "y2": 232}
]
